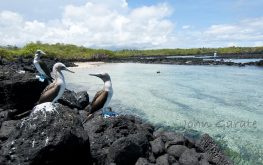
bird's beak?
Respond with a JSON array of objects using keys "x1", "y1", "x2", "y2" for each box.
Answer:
[
  {"x1": 64, "y1": 68, "x2": 74, "y2": 73},
  {"x1": 89, "y1": 73, "x2": 101, "y2": 77}
]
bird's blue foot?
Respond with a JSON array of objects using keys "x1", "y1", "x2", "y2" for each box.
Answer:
[
  {"x1": 36, "y1": 74, "x2": 46, "y2": 82},
  {"x1": 102, "y1": 107, "x2": 118, "y2": 118}
]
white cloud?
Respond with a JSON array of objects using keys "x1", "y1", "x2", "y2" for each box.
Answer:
[
  {"x1": 172, "y1": 17, "x2": 263, "y2": 48},
  {"x1": 182, "y1": 25, "x2": 191, "y2": 30},
  {"x1": 0, "y1": 0, "x2": 262, "y2": 48},
  {"x1": 0, "y1": 0, "x2": 174, "y2": 49},
  {"x1": 201, "y1": 17, "x2": 263, "y2": 47}
]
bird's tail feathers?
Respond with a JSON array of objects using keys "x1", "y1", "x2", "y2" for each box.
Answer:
[{"x1": 84, "y1": 104, "x2": 92, "y2": 112}]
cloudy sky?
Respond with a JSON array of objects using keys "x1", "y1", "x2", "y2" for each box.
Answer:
[{"x1": 0, "y1": 0, "x2": 263, "y2": 49}]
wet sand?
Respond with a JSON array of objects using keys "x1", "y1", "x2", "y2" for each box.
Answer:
[{"x1": 72, "y1": 62, "x2": 105, "y2": 68}]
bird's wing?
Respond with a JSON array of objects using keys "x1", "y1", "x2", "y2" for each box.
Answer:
[
  {"x1": 90, "y1": 90, "x2": 108, "y2": 113},
  {"x1": 38, "y1": 61, "x2": 53, "y2": 80},
  {"x1": 91, "y1": 89, "x2": 104, "y2": 104},
  {"x1": 38, "y1": 82, "x2": 61, "y2": 104}
]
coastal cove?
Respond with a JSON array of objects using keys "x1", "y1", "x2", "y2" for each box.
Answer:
[{"x1": 65, "y1": 62, "x2": 263, "y2": 164}]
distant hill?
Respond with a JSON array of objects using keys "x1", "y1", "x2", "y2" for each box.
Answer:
[{"x1": 1, "y1": 42, "x2": 263, "y2": 60}]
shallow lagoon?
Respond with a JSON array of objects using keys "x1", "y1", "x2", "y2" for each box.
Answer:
[{"x1": 65, "y1": 63, "x2": 263, "y2": 164}]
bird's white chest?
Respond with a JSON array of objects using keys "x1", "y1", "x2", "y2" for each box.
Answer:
[
  {"x1": 34, "y1": 61, "x2": 45, "y2": 75},
  {"x1": 103, "y1": 81, "x2": 113, "y2": 108},
  {"x1": 52, "y1": 78, "x2": 65, "y2": 103}
]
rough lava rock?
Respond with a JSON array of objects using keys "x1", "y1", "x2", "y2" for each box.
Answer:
[
  {"x1": 195, "y1": 134, "x2": 233, "y2": 165},
  {"x1": 0, "y1": 66, "x2": 48, "y2": 112},
  {"x1": 82, "y1": 113, "x2": 154, "y2": 165},
  {"x1": 58, "y1": 90, "x2": 89, "y2": 110},
  {"x1": 108, "y1": 133, "x2": 149, "y2": 165},
  {"x1": 58, "y1": 89, "x2": 82, "y2": 109},
  {"x1": 150, "y1": 137, "x2": 165, "y2": 157},
  {"x1": 179, "y1": 148, "x2": 200, "y2": 165},
  {"x1": 0, "y1": 120, "x2": 18, "y2": 141},
  {"x1": 167, "y1": 145, "x2": 188, "y2": 158},
  {"x1": 0, "y1": 103, "x2": 91, "y2": 165},
  {"x1": 76, "y1": 91, "x2": 90, "y2": 109},
  {"x1": 0, "y1": 60, "x2": 235, "y2": 165},
  {"x1": 135, "y1": 157, "x2": 153, "y2": 165}
]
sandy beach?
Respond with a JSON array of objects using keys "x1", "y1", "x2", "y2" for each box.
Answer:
[{"x1": 72, "y1": 61, "x2": 105, "y2": 68}]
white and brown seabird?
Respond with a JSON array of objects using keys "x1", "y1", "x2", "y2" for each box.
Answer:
[
  {"x1": 33, "y1": 50, "x2": 53, "y2": 83},
  {"x1": 85, "y1": 73, "x2": 113, "y2": 117},
  {"x1": 37, "y1": 62, "x2": 74, "y2": 104}
]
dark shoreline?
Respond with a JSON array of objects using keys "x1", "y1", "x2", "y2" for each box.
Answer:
[
  {"x1": 72, "y1": 54, "x2": 263, "y2": 67},
  {"x1": 0, "y1": 56, "x2": 246, "y2": 165},
  {"x1": 1, "y1": 53, "x2": 263, "y2": 69}
]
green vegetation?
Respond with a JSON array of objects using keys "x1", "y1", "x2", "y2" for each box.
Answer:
[
  {"x1": 115, "y1": 47, "x2": 263, "y2": 57},
  {"x1": 0, "y1": 42, "x2": 115, "y2": 60},
  {"x1": 1, "y1": 42, "x2": 263, "y2": 60}
]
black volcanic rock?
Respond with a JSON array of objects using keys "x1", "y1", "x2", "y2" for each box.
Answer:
[
  {"x1": 179, "y1": 148, "x2": 200, "y2": 165},
  {"x1": 0, "y1": 110, "x2": 9, "y2": 128},
  {"x1": 167, "y1": 145, "x2": 188, "y2": 158},
  {"x1": 0, "y1": 120, "x2": 18, "y2": 141},
  {"x1": 76, "y1": 91, "x2": 89, "y2": 109},
  {"x1": 83, "y1": 114, "x2": 153, "y2": 165},
  {"x1": 135, "y1": 157, "x2": 153, "y2": 165},
  {"x1": 196, "y1": 134, "x2": 233, "y2": 165},
  {"x1": 155, "y1": 154, "x2": 169, "y2": 165},
  {"x1": 0, "y1": 66, "x2": 48, "y2": 114},
  {"x1": 108, "y1": 133, "x2": 149, "y2": 165},
  {"x1": 0, "y1": 59, "x2": 235, "y2": 165},
  {"x1": 58, "y1": 89, "x2": 82, "y2": 109},
  {"x1": 0, "y1": 103, "x2": 91, "y2": 165},
  {"x1": 150, "y1": 137, "x2": 165, "y2": 157},
  {"x1": 256, "y1": 60, "x2": 263, "y2": 66},
  {"x1": 58, "y1": 90, "x2": 90, "y2": 110}
]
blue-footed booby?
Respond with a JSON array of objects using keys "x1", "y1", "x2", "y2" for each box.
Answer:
[
  {"x1": 37, "y1": 62, "x2": 74, "y2": 104},
  {"x1": 85, "y1": 73, "x2": 113, "y2": 117},
  {"x1": 33, "y1": 50, "x2": 53, "y2": 83}
]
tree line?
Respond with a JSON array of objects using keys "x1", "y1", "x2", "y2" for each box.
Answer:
[{"x1": 1, "y1": 42, "x2": 263, "y2": 60}]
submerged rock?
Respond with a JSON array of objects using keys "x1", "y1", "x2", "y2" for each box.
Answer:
[
  {"x1": 0, "y1": 103, "x2": 91, "y2": 165},
  {"x1": 196, "y1": 134, "x2": 233, "y2": 165},
  {"x1": 0, "y1": 60, "x2": 234, "y2": 165}
]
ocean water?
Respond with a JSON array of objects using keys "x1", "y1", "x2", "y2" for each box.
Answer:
[{"x1": 64, "y1": 63, "x2": 263, "y2": 164}]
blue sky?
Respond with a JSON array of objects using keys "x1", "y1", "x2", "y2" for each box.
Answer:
[{"x1": 0, "y1": 0, "x2": 263, "y2": 49}]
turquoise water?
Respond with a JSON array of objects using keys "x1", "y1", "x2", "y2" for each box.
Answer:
[{"x1": 65, "y1": 63, "x2": 263, "y2": 164}]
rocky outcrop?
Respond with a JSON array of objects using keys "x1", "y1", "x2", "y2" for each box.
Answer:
[
  {"x1": 0, "y1": 66, "x2": 48, "y2": 114},
  {"x1": 0, "y1": 103, "x2": 92, "y2": 165},
  {"x1": 134, "y1": 131, "x2": 233, "y2": 165},
  {"x1": 0, "y1": 56, "x2": 76, "y2": 74},
  {"x1": 195, "y1": 134, "x2": 233, "y2": 165},
  {"x1": 0, "y1": 61, "x2": 234, "y2": 165},
  {"x1": 0, "y1": 66, "x2": 89, "y2": 126},
  {"x1": 58, "y1": 89, "x2": 89, "y2": 110},
  {"x1": 82, "y1": 113, "x2": 153, "y2": 165},
  {"x1": 76, "y1": 91, "x2": 90, "y2": 109}
]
